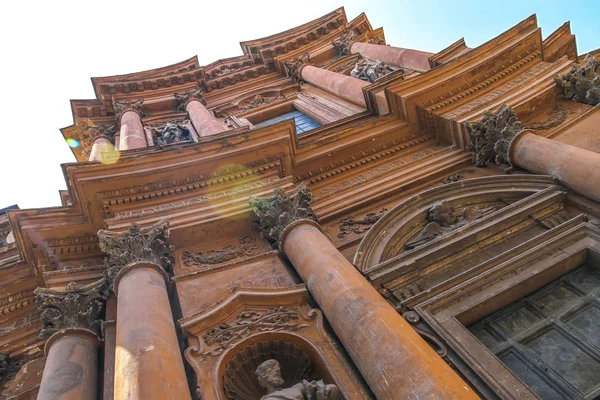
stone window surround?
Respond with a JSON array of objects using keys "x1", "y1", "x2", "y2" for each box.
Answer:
[{"x1": 414, "y1": 220, "x2": 600, "y2": 398}]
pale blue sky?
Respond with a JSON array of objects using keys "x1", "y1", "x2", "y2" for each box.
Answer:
[{"x1": 0, "y1": 0, "x2": 598, "y2": 209}]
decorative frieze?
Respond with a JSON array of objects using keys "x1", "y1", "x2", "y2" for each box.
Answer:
[
  {"x1": 466, "y1": 104, "x2": 522, "y2": 167},
  {"x1": 350, "y1": 58, "x2": 396, "y2": 83},
  {"x1": 113, "y1": 99, "x2": 144, "y2": 120},
  {"x1": 284, "y1": 54, "x2": 311, "y2": 83},
  {"x1": 332, "y1": 29, "x2": 356, "y2": 57},
  {"x1": 249, "y1": 184, "x2": 318, "y2": 249},
  {"x1": 337, "y1": 208, "x2": 387, "y2": 241},
  {"x1": 174, "y1": 89, "x2": 205, "y2": 110},
  {"x1": 555, "y1": 54, "x2": 600, "y2": 106},
  {"x1": 98, "y1": 220, "x2": 173, "y2": 281},
  {"x1": 34, "y1": 279, "x2": 109, "y2": 338},
  {"x1": 182, "y1": 236, "x2": 258, "y2": 267}
]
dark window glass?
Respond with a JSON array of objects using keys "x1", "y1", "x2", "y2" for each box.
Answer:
[
  {"x1": 469, "y1": 263, "x2": 600, "y2": 399},
  {"x1": 255, "y1": 110, "x2": 321, "y2": 133}
]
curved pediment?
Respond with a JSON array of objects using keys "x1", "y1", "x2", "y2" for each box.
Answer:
[{"x1": 354, "y1": 175, "x2": 557, "y2": 273}]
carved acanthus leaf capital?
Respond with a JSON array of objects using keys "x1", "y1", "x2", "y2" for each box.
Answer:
[
  {"x1": 174, "y1": 89, "x2": 206, "y2": 111},
  {"x1": 98, "y1": 219, "x2": 173, "y2": 284},
  {"x1": 554, "y1": 54, "x2": 600, "y2": 106},
  {"x1": 113, "y1": 99, "x2": 145, "y2": 120},
  {"x1": 332, "y1": 29, "x2": 357, "y2": 57},
  {"x1": 249, "y1": 184, "x2": 318, "y2": 249},
  {"x1": 88, "y1": 124, "x2": 118, "y2": 141},
  {"x1": 34, "y1": 279, "x2": 109, "y2": 338},
  {"x1": 466, "y1": 104, "x2": 522, "y2": 167},
  {"x1": 284, "y1": 53, "x2": 311, "y2": 83}
]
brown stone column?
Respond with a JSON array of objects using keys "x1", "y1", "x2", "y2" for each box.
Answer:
[
  {"x1": 250, "y1": 186, "x2": 478, "y2": 400},
  {"x1": 350, "y1": 42, "x2": 433, "y2": 71},
  {"x1": 89, "y1": 137, "x2": 112, "y2": 162},
  {"x1": 102, "y1": 296, "x2": 117, "y2": 400},
  {"x1": 114, "y1": 99, "x2": 147, "y2": 150},
  {"x1": 175, "y1": 89, "x2": 227, "y2": 136},
  {"x1": 509, "y1": 130, "x2": 600, "y2": 202},
  {"x1": 35, "y1": 280, "x2": 109, "y2": 400},
  {"x1": 98, "y1": 221, "x2": 191, "y2": 400},
  {"x1": 300, "y1": 65, "x2": 369, "y2": 107}
]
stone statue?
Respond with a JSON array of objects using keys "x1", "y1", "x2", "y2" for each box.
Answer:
[
  {"x1": 350, "y1": 58, "x2": 395, "y2": 83},
  {"x1": 405, "y1": 201, "x2": 496, "y2": 250},
  {"x1": 256, "y1": 359, "x2": 339, "y2": 400},
  {"x1": 155, "y1": 123, "x2": 191, "y2": 146}
]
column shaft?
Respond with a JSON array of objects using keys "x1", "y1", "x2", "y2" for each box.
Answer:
[
  {"x1": 37, "y1": 330, "x2": 98, "y2": 400},
  {"x1": 351, "y1": 42, "x2": 433, "y2": 71},
  {"x1": 113, "y1": 263, "x2": 191, "y2": 400},
  {"x1": 119, "y1": 111, "x2": 146, "y2": 150},
  {"x1": 89, "y1": 137, "x2": 113, "y2": 162},
  {"x1": 510, "y1": 130, "x2": 600, "y2": 202},
  {"x1": 281, "y1": 221, "x2": 478, "y2": 400},
  {"x1": 186, "y1": 100, "x2": 227, "y2": 136},
  {"x1": 300, "y1": 65, "x2": 369, "y2": 107}
]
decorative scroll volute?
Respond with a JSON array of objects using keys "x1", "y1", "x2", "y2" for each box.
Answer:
[
  {"x1": 113, "y1": 99, "x2": 145, "y2": 120},
  {"x1": 34, "y1": 279, "x2": 109, "y2": 338},
  {"x1": 466, "y1": 104, "x2": 522, "y2": 167},
  {"x1": 174, "y1": 89, "x2": 206, "y2": 110},
  {"x1": 98, "y1": 219, "x2": 173, "y2": 283},
  {"x1": 284, "y1": 54, "x2": 311, "y2": 83},
  {"x1": 249, "y1": 184, "x2": 318, "y2": 249},
  {"x1": 554, "y1": 54, "x2": 600, "y2": 106}
]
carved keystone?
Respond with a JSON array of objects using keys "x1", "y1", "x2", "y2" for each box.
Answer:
[
  {"x1": 98, "y1": 219, "x2": 173, "y2": 286},
  {"x1": 174, "y1": 89, "x2": 206, "y2": 111},
  {"x1": 113, "y1": 99, "x2": 145, "y2": 120},
  {"x1": 466, "y1": 104, "x2": 522, "y2": 167},
  {"x1": 284, "y1": 53, "x2": 311, "y2": 83},
  {"x1": 554, "y1": 54, "x2": 600, "y2": 106},
  {"x1": 249, "y1": 184, "x2": 318, "y2": 249},
  {"x1": 34, "y1": 279, "x2": 109, "y2": 338}
]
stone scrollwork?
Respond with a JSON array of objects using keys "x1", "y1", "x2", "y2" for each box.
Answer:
[
  {"x1": 331, "y1": 29, "x2": 356, "y2": 57},
  {"x1": 350, "y1": 58, "x2": 396, "y2": 83},
  {"x1": 337, "y1": 208, "x2": 387, "y2": 241},
  {"x1": 113, "y1": 99, "x2": 144, "y2": 120},
  {"x1": 554, "y1": 54, "x2": 600, "y2": 106},
  {"x1": 249, "y1": 184, "x2": 318, "y2": 249},
  {"x1": 182, "y1": 236, "x2": 258, "y2": 267},
  {"x1": 284, "y1": 54, "x2": 311, "y2": 83},
  {"x1": 34, "y1": 279, "x2": 109, "y2": 338},
  {"x1": 98, "y1": 219, "x2": 173, "y2": 282},
  {"x1": 405, "y1": 200, "x2": 496, "y2": 250},
  {"x1": 466, "y1": 104, "x2": 522, "y2": 167},
  {"x1": 174, "y1": 89, "x2": 206, "y2": 110}
]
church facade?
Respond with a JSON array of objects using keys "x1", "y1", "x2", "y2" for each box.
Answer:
[{"x1": 1, "y1": 7, "x2": 600, "y2": 400}]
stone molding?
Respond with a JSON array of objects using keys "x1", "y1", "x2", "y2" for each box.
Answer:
[
  {"x1": 174, "y1": 89, "x2": 206, "y2": 110},
  {"x1": 98, "y1": 219, "x2": 173, "y2": 287},
  {"x1": 34, "y1": 279, "x2": 109, "y2": 338},
  {"x1": 249, "y1": 184, "x2": 318, "y2": 249},
  {"x1": 113, "y1": 99, "x2": 145, "y2": 120}
]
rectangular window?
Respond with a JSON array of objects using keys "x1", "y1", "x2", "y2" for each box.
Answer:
[
  {"x1": 254, "y1": 110, "x2": 321, "y2": 134},
  {"x1": 469, "y1": 264, "x2": 600, "y2": 399}
]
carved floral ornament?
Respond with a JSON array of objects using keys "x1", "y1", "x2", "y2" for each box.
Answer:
[
  {"x1": 97, "y1": 219, "x2": 173, "y2": 285},
  {"x1": 174, "y1": 89, "x2": 206, "y2": 110},
  {"x1": 284, "y1": 54, "x2": 311, "y2": 83},
  {"x1": 34, "y1": 279, "x2": 109, "y2": 338},
  {"x1": 331, "y1": 29, "x2": 356, "y2": 57},
  {"x1": 337, "y1": 208, "x2": 387, "y2": 242},
  {"x1": 182, "y1": 236, "x2": 259, "y2": 267},
  {"x1": 113, "y1": 98, "x2": 144, "y2": 120},
  {"x1": 249, "y1": 184, "x2": 318, "y2": 249},
  {"x1": 554, "y1": 54, "x2": 600, "y2": 106}
]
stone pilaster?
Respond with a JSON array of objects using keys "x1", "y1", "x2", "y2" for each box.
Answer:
[
  {"x1": 249, "y1": 185, "x2": 477, "y2": 400},
  {"x1": 98, "y1": 220, "x2": 191, "y2": 400},
  {"x1": 35, "y1": 279, "x2": 108, "y2": 400}
]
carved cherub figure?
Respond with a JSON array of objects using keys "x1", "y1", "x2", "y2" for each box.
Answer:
[
  {"x1": 256, "y1": 359, "x2": 339, "y2": 400},
  {"x1": 404, "y1": 201, "x2": 496, "y2": 250}
]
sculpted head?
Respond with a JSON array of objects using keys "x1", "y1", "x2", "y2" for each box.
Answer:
[
  {"x1": 256, "y1": 359, "x2": 285, "y2": 391},
  {"x1": 429, "y1": 201, "x2": 457, "y2": 226}
]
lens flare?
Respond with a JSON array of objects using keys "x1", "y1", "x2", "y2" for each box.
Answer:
[{"x1": 66, "y1": 138, "x2": 80, "y2": 148}]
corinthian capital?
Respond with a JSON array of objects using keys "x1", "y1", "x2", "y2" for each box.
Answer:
[
  {"x1": 35, "y1": 279, "x2": 109, "y2": 338},
  {"x1": 98, "y1": 220, "x2": 173, "y2": 283},
  {"x1": 332, "y1": 29, "x2": 356, "y2": 57},
  {"x1": 554, "y1": 54, "x2": 600, "y2": 106},
  {"x1": 174, "y1": 89, "x2": 206, "y2": 110},
  {"x1": 284, "y1": 53, "x2": 311, "y2": 83},
  {"x1": 113, "y1": 99, "x2": 145, "y2": 120},
  {"x1": 249, "y1": 184, "x2": 318, "y2": 249}
]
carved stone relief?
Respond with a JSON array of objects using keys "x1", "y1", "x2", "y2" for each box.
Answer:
[
  {"x1": 34, "y1": 279, "x2": 108, "y2": 337},
  {"x1": 249, "y1": 184, "x2": 318, "y2": 249},
  {"x1": 350, "y1": 58, "x2": 396, "y2": 83},
  {"x1": 284, "y1": 54, "x2": 311, "y2": 83},
  {"x1": 524, "y1": 104, "x2": 568, "y2": 131},
  {"x1": 174, "y1": 89, "x2": 205, "y2": 110},
  {"x1": 182, "y1": 236, "x2": 259, "y2": 267},
  {"x1": 555, "y1": 54, "x2": 600, "y2": 106},
  {"x1": 153, "y1": 122, "x2": 193, "y2": 146},
  {"x1": 113, "y1": 99, "x2": 144, "y2": 120},
  {"x1": 240, "y1": 95, "x2": 284, "y2": 111},
  {"x1": 331, "y1": 29, "x2": 356, "y2": 57},
  {"x1": 337, "y1": 208, "x2": 387, "y2": 242},
  {"x1": 466, "y1": 104, "x2": 522, "y2": 167},
  {"x1": 404, "y1": 200, "x2": 496, "y2": 250}
]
